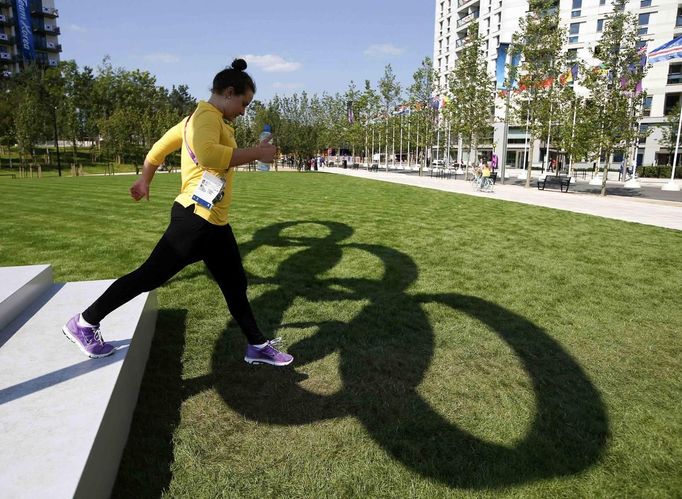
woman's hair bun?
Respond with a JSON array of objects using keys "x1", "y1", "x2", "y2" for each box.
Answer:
[{"x1": 231, "y1": 58, "x2": 247, "y2": 71}]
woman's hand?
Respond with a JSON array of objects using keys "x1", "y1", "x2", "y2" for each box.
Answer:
[
  {"x1": 130, "y1": 177, "x2": 150, "y2": 201},
  {"x1": 257, "y1": 136, "x2": 277, "y2": 164}
]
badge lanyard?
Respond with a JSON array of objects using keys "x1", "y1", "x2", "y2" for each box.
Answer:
[{"x1": 184, "y1": 112, "x2": 226, "y2": 210}]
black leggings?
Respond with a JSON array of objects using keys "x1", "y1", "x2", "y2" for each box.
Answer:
[{"x1": 83, "y1": 202, "x2": 267, "y2": 345}]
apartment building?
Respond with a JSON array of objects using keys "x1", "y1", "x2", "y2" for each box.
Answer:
[
  {"x1": 434, "y1": 0, "x2": 682, "y2": 168},
  {"x1": 0, "y1": 0, "x2": 61, "y2": 78}
]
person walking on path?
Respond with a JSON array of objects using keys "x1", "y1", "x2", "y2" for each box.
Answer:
[{"x1": 61, "y1": 59, "x2": 293, "y2": 366}]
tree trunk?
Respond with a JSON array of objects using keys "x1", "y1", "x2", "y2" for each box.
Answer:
[
  {"x1": 72, "y1": 139, "x2": 78, "y2": 166},
  {"x1": 525, "y1": 134, "x2": 534, "y2": 189},
  {"x1": 600, "y1": 155, "x2": 610, "y2": 196}
]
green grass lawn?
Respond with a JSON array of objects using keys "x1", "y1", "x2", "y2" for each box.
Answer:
[{"x1": 1, "y1": 172, "x2": 680, "y2": 498}]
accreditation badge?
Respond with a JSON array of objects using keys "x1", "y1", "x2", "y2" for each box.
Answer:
[{"x1": 191, "y1": 171, "x2": 226, "y2": 210}]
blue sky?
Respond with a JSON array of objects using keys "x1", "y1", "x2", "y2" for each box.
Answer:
[{"x1": 58, "y1": 0, "x2": 435, "y2": 103}]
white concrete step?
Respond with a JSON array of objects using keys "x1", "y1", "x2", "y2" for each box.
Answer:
[
  {"x1": 0, "y1": 279, "x2": 157, "y2": 499},
  {"x1": 0, "y1": 264, "x2": 53, "y2": 332}
]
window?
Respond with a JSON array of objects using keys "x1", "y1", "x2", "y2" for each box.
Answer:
[
  {"x1": 639, "y1": 124, "x2": 649, "y2": 145},
  {"x1": 569, "y1": 22, "x2": 580, "y2": 43},
  {"x1": 567, "y1": 48, "x2": 578, "y2": 60},
  {"x1": 599, "y1": 0, "x2": 606, "y2": 5},
  {"x1": 643, "y1": 96, "x2": 653, "y2": 116},
  {"x1": 640, "y1": 0, "x2": 651, "y2": 6},
  {"x1": 638, "y1": 13, "x2": 650, "y2": 35},
  {"x1": 597, "y1": 19, "x2": 604, "y2": 32},
  {"x1": 668, "y1": 63, "x2": 682, "y2": 85},
  {"x1": 677, "y1": 7, "x2": 682, "y2": 27},
  {"x1": 664, "y1": 93, "x2": 682, "y2": 115},
  {"x1": 572, "y1": 0, "x2": 581, "y2": 17}
]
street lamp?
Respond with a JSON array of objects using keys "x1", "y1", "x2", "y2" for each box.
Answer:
[{"x1": 51, "y1": 104, "x2": 61, "y2": 176}]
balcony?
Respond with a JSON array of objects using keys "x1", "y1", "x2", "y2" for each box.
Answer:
[
  {"x1": 35, "y1": 40, "x2": 62, "y2": 53},
  {"x1": 0, "y1": 14, "x2": 13, "y2": 26},
  {"x1": 32, "y1": 23, "x2": 61, "y2": 35},
  {"x1": 0, "y1": 34, "x2": 14, "y2": 45},
  {"x1": 0, "y1": 52, "x2": 14, "y2": 64},
  {"x1": 455, "y1": 37, "x2": 468, "y2": 48},
  {"x1": 458, "y1": 0, "x2": 478, "y2": 7},
  {"x1": 0, "y1": 0, "x2": 11, "y2": 7},
  {"x1": 31, "y1": 7, "x2": 59, "y2": 18},
  {"x1": 456, "y1": 11, "x2": 479, "y2": 28}
]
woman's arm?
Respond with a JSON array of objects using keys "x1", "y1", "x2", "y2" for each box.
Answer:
[
  {"x1": 130, "y1": 160, "x2": 160, "y2": 201},
  {"x1": 130, "y1": 120, "x2": 184, "y2": 201},
  {"x1": 229, "y1": 137, "x2": 276, "y2": 167}
]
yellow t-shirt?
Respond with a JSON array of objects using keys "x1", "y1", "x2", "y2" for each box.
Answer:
[{"x1": 145, "y1": 100, "x2": 236, "y2": 225}]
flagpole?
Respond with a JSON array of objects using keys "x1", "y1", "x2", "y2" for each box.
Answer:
[
  {"x1": 407, "y1": 114, "x2": 411, "y2": 170},
  {"x1": 568, "y1": 97, "x2": 577, "y2": 181},
  {"x1": 544, "y1": 101, "x2": 553, "y2": 173},
  {"x1": 399, "y1": 113, "x2": 404, "y2": 170},
  {"x1": 662, "y1": 102, "x2": 682, "y2": 191},
  {"x1": 445, "y1": 119, "x2": 452, "y2": 168},
  {"x1": 520, "y1": 104, "x2": 530, "y2": 179}
]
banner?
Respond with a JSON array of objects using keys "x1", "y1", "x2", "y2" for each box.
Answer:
[
  {"x1": 495, "y1": 43, "x2": 509, "y2": 90},
  {"x1": 13, "y1": 0, "x2": 35, "y2": 61}
]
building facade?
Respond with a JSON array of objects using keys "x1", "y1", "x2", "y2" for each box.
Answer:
[
  {"x1": 434, "y1": 0, "x2": 682, "y2": 169},
  {"x1": 0, "y1": 0, "x2": 61, "y2": 78}
]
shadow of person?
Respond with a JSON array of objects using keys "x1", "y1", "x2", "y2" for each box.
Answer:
[{"x1": 208, "y1": 221, "x2": 609, "y2": 489}]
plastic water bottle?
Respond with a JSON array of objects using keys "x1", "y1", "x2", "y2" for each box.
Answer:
[{"x1": 256, "y1": 125, "x2": 272, "y2": 171}]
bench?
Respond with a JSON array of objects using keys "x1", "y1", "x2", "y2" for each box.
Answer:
[
  {"x1": 369, "y1": 163, "x2": 379, "y2": 172},
  {"x1": 537, "y1": 174, "x2": 571, "y2": 192},
  {"x1": 0, "y1": 173, "x2": 17, "y2": 179}
]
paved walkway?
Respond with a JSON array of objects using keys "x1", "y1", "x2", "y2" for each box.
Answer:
[{"x1": 323, "y1": 168, "x2": 682, "y2": 231}]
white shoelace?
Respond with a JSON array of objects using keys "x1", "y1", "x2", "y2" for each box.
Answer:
[{"x1": 86, "y1": 326, "x2": 103, "y2": 345}]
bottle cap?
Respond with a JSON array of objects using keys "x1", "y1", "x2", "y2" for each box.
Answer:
[{"x1": 263, "y1": 124, "x2": 272, "y2": 132}]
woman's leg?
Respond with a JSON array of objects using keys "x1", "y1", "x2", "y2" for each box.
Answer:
[
  {"x1": 202, "y1": 224, "x2": 267, "y2": 346},
  {"x1": 82, "y1": 203, "x2": 206, "y2": 324}
]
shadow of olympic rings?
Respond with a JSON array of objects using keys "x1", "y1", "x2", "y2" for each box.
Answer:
[{"x1": 205, "y1": 220, "x2": 609, "y2": 489}]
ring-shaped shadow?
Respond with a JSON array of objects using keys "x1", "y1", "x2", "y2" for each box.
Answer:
[{"x1": 209, "y1": 221, "x2": 608, "y2": 489}]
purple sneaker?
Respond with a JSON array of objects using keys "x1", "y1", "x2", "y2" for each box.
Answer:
[
  {"x1": 244, "y1": 338, "x2": 293, "y2": 366},
  {"x1": 61, "y1": 314, "x2": 116, "y2": 359}
]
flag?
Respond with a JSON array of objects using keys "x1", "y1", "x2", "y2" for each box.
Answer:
[
  {"x1": 621, "y1": 45, "x2": 647, "y2": 96},
  {"x1": 559, "y1": 63, "x2": 579, "y2": 85},
  {"x1": 430, "y1": 96, "x2": 447, "y2": 110},
  {"x1": 648, "y1": 37, "x2": 682, "y2": 65},
  {"x1": 395, "y1": 104, "x2": 411, "y2": 116},
  {"x1": 347, "y1": 101, "x2": 354, "y2": 124}
]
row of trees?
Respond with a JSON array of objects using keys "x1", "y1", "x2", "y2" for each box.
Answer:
[
  {"x1": 236, "y1": 61, "x2": 442, "y2": 169},
  {"x1": 0, "y1": 56, "x2": 197, "y2": 173},
  {"x1": 0, "y1": 0, "x2": 667, "y2": 197},
  {"x1": 0, "y1": 54, "x2": 446, "y2": 174}
]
